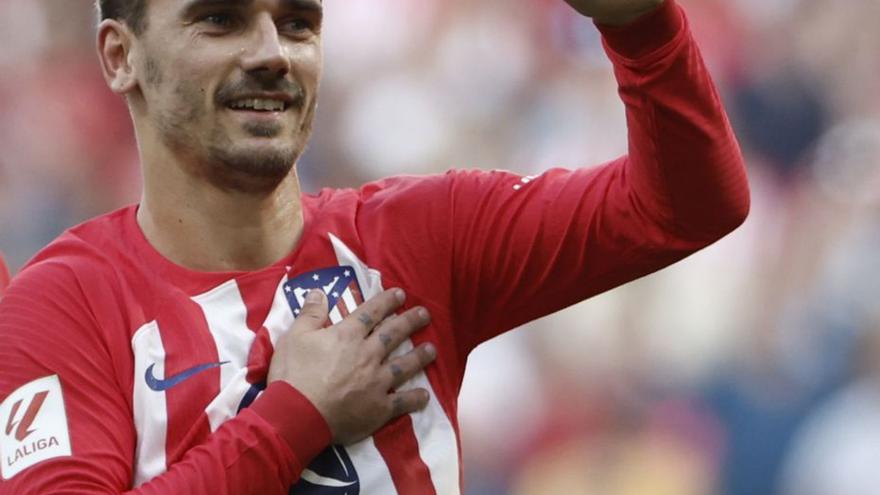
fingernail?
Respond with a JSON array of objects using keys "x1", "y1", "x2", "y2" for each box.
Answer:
[
  {"x1": 418, "y1": 307, "x2": 430, "y2": 321},
  {"x1": 306, "y1": 290, "x2": 324, "y2": 303},
  {"x1": 394, "y1": 288, "x2": 406, "y2": 303},
  {"x1": 425, "y1": 343, "x2": 437, "y2": 358}
]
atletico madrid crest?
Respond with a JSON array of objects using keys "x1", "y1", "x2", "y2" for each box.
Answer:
[
  {"x1": 284, "y1": 266, "x2": 365, "y2": 325},
  {"x1": 283, "y1": 267, "x2": 365, "y2": 494}
]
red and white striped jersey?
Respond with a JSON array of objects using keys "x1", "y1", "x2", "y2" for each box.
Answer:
[{"x1": 0, "y1": 1, "x2": 750, "y2": 493}]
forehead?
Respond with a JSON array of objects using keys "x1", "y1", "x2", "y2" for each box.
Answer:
[
  {"x1": 145, "y1": 0, "x2": 322, "y2": 19},
  {"x1": 160, "y1": 0, "x2": 322, "y2": 11}
]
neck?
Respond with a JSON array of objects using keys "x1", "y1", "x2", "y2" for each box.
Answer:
[{"x1": 137, "y1": 153, "x2": 304, "y2": 273}]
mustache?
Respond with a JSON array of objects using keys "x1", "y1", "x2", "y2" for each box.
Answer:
[{"x1": 215, "y1": 73, "x2": 306, "y2": 106}]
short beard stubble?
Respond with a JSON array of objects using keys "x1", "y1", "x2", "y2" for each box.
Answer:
[{"x1": 149, "y1": 56, "x2": 313, "y2": 195}]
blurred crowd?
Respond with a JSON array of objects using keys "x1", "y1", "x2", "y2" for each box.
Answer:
[{"x1": 1, "y1": 0, "x2": 879, "y2": 493}]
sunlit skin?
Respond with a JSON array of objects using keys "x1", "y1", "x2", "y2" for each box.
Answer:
[
  {"x1": 98, "y1": 0, "x2": 323, "y2": 271},
  {"x1": 95, "y1": 0, "x2": 662, "y2": 273}
]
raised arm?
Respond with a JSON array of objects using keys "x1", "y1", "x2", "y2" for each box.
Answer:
[
  {"x1": 592, "y1": 0, "x2": 750, "y2": 241},
  {"x1": 441, "y1": 0, "x2": 749, "y2": 349},
  {"x1": 563, "y1": 0, "x2": 666, "y2": 26}
]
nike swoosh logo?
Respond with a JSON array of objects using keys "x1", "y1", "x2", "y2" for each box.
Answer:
[
  {"x1": 300, "y1": 469, "x2": 357, "y2": 488},
  {"x1": 145, "y1": 361, "x2": 229, "y2": 392}
]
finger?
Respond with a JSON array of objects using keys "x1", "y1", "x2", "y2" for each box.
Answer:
[
  {"x1": 291, "y1": 289, "x2": 329, "y2": 331},
  {"x1": 388, "y1": 388, "x2": 431, "y2": 419},
  {"x1": 385, "y1": 342, "x2": 437, "y2": 390},
  {"x1": 344, "y1": 288, "x2": 406, "y2": 338},
  {"x1": 364, "y1": 313, "x2": 396, "y2": 338},
  {"x1": 367, "y1": 307, "x2": 431, "y2": 357}
]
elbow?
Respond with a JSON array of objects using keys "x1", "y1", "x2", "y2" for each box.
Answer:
[
  {"x1": 727, "y1": 187, "x2": 751, "y2": 232},
  {"x1": 691, "y1": 176, "x2": 751, "y2": 245},
  {"x1": 717, "y1": 164, "x2": 752, "y2": 237},
  {"x1": 683, "y1": 149, "x2": 752, "y2": 244}
]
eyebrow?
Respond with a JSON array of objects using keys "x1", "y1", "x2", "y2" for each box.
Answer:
[
  {"x1": 281, "y1": 0, "x2": 322, "y2": 12},
  {"x1": 180, "y1": 0, "x2": 322, "y2": 19}
]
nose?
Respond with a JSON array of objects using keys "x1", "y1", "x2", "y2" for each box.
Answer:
[{"x1": 240, "y1": 14, "x2": 291, "y2": 77}]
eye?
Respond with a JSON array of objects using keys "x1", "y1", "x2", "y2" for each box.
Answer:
[
  {"x1": 280, "y1": 17, "x2": 317, "y2": 36},
  {"x1": 198, "y1": 12, "x2": 239, "y2": 30}
]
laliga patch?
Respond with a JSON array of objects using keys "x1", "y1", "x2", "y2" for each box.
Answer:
[
  {"x1": 0, "y1": 375, "x2": 71, "y2": 479},
  {"x1": 284, "y1": 266, "x2": 365, "y2": 325}
]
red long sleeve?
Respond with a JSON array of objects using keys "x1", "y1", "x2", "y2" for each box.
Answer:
[
  {"x1": 597, "y1": 0, "x2": 750, "y2": 241},
  {"x1": 0, "y1": 261, "x2": 330, "y2": 494},
  {"x1": 350, "y1": 0, "x2": 750, "y2": 351}
]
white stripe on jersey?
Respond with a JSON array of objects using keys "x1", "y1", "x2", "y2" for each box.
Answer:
[
  {"x1": 322, "y1": 235, "x2": 399, "y2": 493},
  {"x1": 329, "y1": 234, "x2": 383, "y2": 296},
  {"x1": 340, "y1": 290, "x2": 358, "y2": 312},
  {"x1": 395, "y1": 338, "x2": 460, "y2": 495},
  {"x1": 341, "y1": 438, "x2": 396, "y2": 490},
  {"x1": 191, "y1": 280, "x2": 257, "y2": 432},
  {"x1": 129, "y1": 238, "x2": 461, "y2": 493},
  {"x1": 204, "y1": 367, "x2": 254, "y2": 433},
  {"x1": 131, "y1": 321, "x2": 168, "y2": 486},
  {"x1": 330, "y1": 234, "x2": 462, "y2": 495},
  {"x1": 328, "y1": 305, "x2": 344, "y2": 324},
  {"x1": 263, "y1": 275, "x2": 296, "y2": 346}
]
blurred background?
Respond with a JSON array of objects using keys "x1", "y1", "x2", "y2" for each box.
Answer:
[{"x1": 1, "y1": 0, "x2": 879, "y2": 493}]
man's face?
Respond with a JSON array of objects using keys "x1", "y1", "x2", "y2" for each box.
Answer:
[{"x1": 132, "y1": 0, "x2": 323, "y2": 193}]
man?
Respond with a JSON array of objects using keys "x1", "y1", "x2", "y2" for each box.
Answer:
[{"x1": 0, "y1": 0, "x2": 749, "y2": 493}]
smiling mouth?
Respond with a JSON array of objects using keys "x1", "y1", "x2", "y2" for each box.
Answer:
[{"x1": 226, "y1": 98, "x2": 291, "y2": 112}]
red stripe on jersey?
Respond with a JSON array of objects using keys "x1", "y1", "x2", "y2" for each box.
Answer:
[
  {"x1": 373, "y1": 416, "x2": 437, "y2": 495},
  {"x1": 157, "y1": 293, "x2": 223, "y2": 465},
  {"x1": 336, "y1": 299, "x2": 351, "y2": 319},
  {"x1": 238, "y1": 272, "x2": 285, "y2": 384},
  {"x1": 237, "y1": 270, "x2": 285, "y2": 332},
  {"x1": 245, "y1": 326, "x2": 272, "y2": 384},
  {"x1": 349, "y1": 285, "x2": 364, "y2": 307}
]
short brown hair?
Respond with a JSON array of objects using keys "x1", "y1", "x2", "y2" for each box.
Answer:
[{"x1": 97, "y1": 0, "x2": 149, "y2": 35}]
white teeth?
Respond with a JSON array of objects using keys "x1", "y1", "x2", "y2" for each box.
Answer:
[{"x1": 229, "y1": 98, "x2": 286, "y2": 111}]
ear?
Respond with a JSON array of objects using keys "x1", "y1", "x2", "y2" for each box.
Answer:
[{"x1": 97, "y1": 19, "x2": 139, "y2": 94}]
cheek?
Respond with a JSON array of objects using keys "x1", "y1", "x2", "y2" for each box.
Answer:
[
  {"x1": 172, "y1": 80, "x2": 210, "y2": 122},
  {"x1": 292, "y1": 45, "x2": 323, "y2": 90},
  {"x1": 165, "y1": 51, "x2": 218, "y2": 99},
  {"x1": 148, "y1": 68, "x2": 209, "y2": 126},
  {"x1": 144, "y1": 57, "x2": 165, "y2": 87}
]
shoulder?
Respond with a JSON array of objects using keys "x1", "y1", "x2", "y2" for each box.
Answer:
[
  {"x1": 358, "y1": 169, "x2": 527, "y2": 199},
  {"x1": 348, "y1": 169, "x2": 530, "y2": 215},
  {"x1": 360, "y1": 172, "x2": 453, "y2": 198},
  {"x1": 301, "y1": 174, "x2": 455, "y2": 231},
  {"x1": 4, "y1": 207, "x2": 136, "y2": 327},
  {"x1": 24, "y1": 206, "x2": 134, "y2": 273},
  {"x1": 302, "y1": 169, "x2": 544, "y2": 243},
  {"x1": 305, "y1": 173, "x2": 453, "y2": 206},
  {"x1": 304, "y1": 169, "x2": 524, "y2": 208}
]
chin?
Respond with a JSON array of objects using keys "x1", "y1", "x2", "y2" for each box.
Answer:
[{"x1": 206, "y1": 144, "x2": 299, "y2": 194}]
